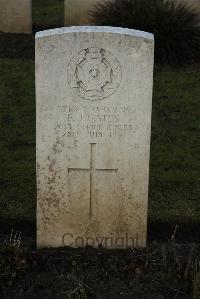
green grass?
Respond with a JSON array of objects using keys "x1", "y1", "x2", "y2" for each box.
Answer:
[
  {"x1": 32, "y1": 0, "x2": 64, "y2": 28},
  {"x1": 149, "y1": 66, "x2": 200, "y2": 224},
  {"x1": 0, "y1": 59, "x2": 35, "y2": 222},
  {"x1": 0, "y1": 58, "x2": 199, "y2": 226}
]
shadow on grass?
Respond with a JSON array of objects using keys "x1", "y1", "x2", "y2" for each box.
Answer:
[{"x1": 0, "y1": 217, "x2": 200, "y2": 245}]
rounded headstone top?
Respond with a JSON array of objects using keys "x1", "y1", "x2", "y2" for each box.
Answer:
[{"x1": 35, "y1": 26, "x2": 154, "y2": 41}]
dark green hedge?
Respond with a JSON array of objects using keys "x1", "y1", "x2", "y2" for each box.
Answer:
[{"x1": 91, "y1": 0, "x2": 200, "y2": 64}]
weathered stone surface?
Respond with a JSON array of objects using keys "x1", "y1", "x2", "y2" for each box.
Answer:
[
  {"x1": 0, "y1": 0, "x2": 32, "y2": 33},
  {"x1": 36, "y1": 26, "x2": 154, "y2": 249},
  {"x1": 65, "y1": 0, "x2": 106, "y2": 25}
]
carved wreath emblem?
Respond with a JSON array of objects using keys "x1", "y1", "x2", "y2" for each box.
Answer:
[{"x1": 68, "y1": 47, "x2": 122, "y2": 101}]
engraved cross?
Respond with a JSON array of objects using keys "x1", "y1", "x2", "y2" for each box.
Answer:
[{"x1": 68, "y1": 143, "x2": 118, "y2": 219}]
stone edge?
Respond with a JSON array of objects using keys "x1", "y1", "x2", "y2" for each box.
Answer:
[{"x1": 35, "y1": 26, "x2": 154, "y2": 40}]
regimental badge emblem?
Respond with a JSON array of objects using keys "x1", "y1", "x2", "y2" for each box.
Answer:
[{"x1": 68, "y1": 47, "x2": 122, "y2": 101}]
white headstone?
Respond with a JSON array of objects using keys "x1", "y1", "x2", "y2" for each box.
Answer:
[
  {"x1": 65, "y1": 0, "x2": 106, "y2": 26},
  {"x1": 36, "y1": 26, "x2": 154, "y2": 249},
  {"x1": 0, "y1": 0, "x2": 32, "y2": 33}
]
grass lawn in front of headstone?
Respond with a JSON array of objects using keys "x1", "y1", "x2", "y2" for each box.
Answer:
[
  {"x1": 0, "y1": 57, "x2": 199, "y2": 238},
  {"x1": 0, "y1": 59, "x2": 35, "y2": 223},
  {"x1": 149, "y1": 66, "x2": 200, "y2": 226}
]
